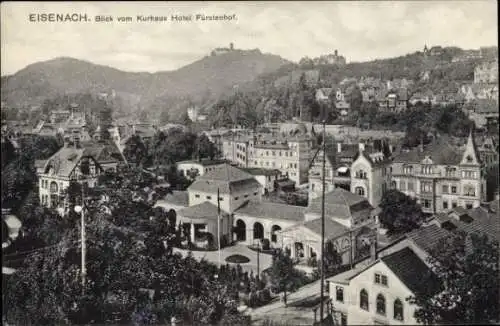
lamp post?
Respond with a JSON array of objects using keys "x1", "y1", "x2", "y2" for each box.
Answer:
[{"x1": 256, "y1": 240, "x2": 261, "y2": 280}]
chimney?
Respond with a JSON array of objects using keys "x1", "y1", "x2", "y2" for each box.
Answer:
[
  {"x1": 370, "y1": 231, "x2": 378, "y2": 262},
  {"x1": 358, "y1": 143, "x2": 365, "y2": 152},
  {"x1": 337, "y1": 142, "x2": 342, "y2": 153}
]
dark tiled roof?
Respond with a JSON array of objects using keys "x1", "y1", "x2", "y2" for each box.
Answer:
[
  {"x1": 235, "y1": 201, "x2": 305, "y2": 222},
  {"x1": 307, "y1": 188, "x2": 373, "y2": 221},
  {"x1": 393, "y1": 137, "x2": 464, "y2": 165},
  {"x1": 189, "y1": 164, "x2": 261, "y2": 194},
  {"x1": 43, "y1": 146, "x2": 100, "y2": 177},
  {"x1": 406, "y1": 224, "x2": 451, "y2": 254},
  {"x1": 381, "y1": 247, "x2": 442, "y2": 296},
  {"x1": 303, "y1": 217, "x2": 349, "y2": 240},
  {"x1": 178, "y1": 201, "x2": 228, "y2": 220},
  {"x1": 446, "y1": 207, "x2": 500, "y2": 243}
]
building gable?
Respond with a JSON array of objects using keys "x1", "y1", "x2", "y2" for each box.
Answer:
[{"x1": 460, "y1": 131, "x2": 481, "y2": 166}]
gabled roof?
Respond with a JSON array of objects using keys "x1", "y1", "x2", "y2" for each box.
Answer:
[
  {"x1": 177, "y1": 201, "x2": 228, "y2": 220},
  {"x1": 393, "y1": 137, "x2": 464, "y2": 165},
  {"x1": 307, "y1": 188, "x2": 373, "y2": 222},
  {"x1": 406, "y1": 224, "x2": 451, "y2": 254},
  {"x1": 381, "y1": 247, "x2": 442, "y2": 296},
  {"x1": 235, "y1": 201, "x2": 305, "y2": 222},
  {"x1": 156, "y1": 190, "x2": 189, "y2": 208},
  {"x1": 316, "y1": 88, "x2": 334, "y2": 98},
  {"x1": 188, "y1": 164, "x2": 261, "y2": 194},
  {"x1": 42, "y1": 146, "x2": 101, "y2": 178},
  {"x1": 303, "y1": 217, "x2": 349, "y2": 240}
]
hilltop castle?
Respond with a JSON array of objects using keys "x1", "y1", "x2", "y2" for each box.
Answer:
[{"x1": 211, "y1": 43, "x2": 236, "y2": 56}]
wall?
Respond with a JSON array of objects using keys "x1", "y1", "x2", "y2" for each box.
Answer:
[
  {"x1": 341, "y1": 261, "x2": 419, "y2": 325},
  {"x1": 188, "y1": 183, "x2": 261, "y2": 214}
]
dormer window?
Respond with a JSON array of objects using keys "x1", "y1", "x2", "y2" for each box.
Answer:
[{"x1": 466, "y1": 155, "x2": 473, "y2": 163}]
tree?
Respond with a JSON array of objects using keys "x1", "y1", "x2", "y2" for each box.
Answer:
[
  {"x1": 269, "y1": 249, "x2": 307, "y2": 306},
  {"x1": 379, "y1": 189, "x2": 424, "y2": 234},
  {"x1": 123, "y1": 135, "x2": 148, "y2": 166},
  {"x1": 195, "y1": 134, "x2": 220, "y2": 161},
  {"x1": 408, "y1": 232, "x2": 499, "y2": 325}
]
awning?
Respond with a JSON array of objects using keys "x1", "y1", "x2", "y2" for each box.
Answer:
[{"x1": 337, "y1": 166, "x2": 349, "y2": 173}]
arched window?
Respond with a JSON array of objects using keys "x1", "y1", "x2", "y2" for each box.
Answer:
[
  {"x1": 49, "y1": 181, "x2": 59, "y2": 194},
  {"x1": 394, "y1": 298, "x2": 404, "y2": 321},
  {"x1": 360, "y1": 289, "x2": 369, "y2": 311},
  {"x1": 390, "y1": 180, "x2": 397, "y2": 189},
  {"x1": 376, "y1": 294, "x2": 386, "y2": 315},
  {"x1": 355, "y1": 186, "x2": 365, "y2": 196}
]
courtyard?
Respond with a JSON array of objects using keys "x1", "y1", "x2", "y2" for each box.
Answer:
[{"x1": 173, "y1": 243, "x2": 274, "y2": 274}]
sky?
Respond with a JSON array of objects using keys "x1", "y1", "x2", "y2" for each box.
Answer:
[{"x1": 1, "y1": 1, "x2": 498, "y2": 76}]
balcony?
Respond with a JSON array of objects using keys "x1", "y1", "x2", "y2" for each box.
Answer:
[{"x1": 415, "y1": 171, "x2": 442, "y2": 178}]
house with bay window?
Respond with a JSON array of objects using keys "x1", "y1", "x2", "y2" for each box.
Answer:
[
  {"x1": 37, "y1": 143, "x2": 103, "y2": 211},
  {"x1": 391, "y1": 132, "x2": 485, "y2": 214}
]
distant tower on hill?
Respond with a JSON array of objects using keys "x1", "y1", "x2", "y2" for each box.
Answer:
[
  {"x1": 230, "y1": 42, "x2": 234, "y2": 50},
  {"x1": 423, "y1": 44, "x2": 429, "y2": 56},
  {"x1": 334, "y1": 49, "x2": 338, "y2": 56}
]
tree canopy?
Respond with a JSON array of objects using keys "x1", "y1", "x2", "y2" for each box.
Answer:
[
  {"x1": 408, "y1": 231, "x2": 499, "y2": 325},
  {"x1": 378, "y1": 189, "x2": 424, "y2": 234}
]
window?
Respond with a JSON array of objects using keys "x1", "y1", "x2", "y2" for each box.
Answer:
[
  {"x1": 272, "y1": 151, "x2": 276, "y2": 156},
  {"x1": 244, "y1": 194, "x2": 249, "y2": 198},
  {"x1": 442, "y1": 185, "x2": 449, "y2": 194},
  {"x1": 445, "y1": 167, "x2": 456, "y2": 177},
  {"x1": 421, "y1": 182, "x2": 432, "y2": 193},
  {"x1": 400, "y1": 181, "x2": 406, "y2": 191},
  {"x1": 360, "y1": 289, "x2": 369, "y2": 311},
  {"x1": 218, "y1": 197, "x2": 223, "y2": 201},
  {"x1": 464, "y1": 185, "x2": 475, "y2": 196},
  {"x1": 254, "y1": 192, "x2": 258, "y2": 196},
  {"x1": 206, "y1": 196, "x2": 212, "y2": 200},
  {"x1": 452, "y1": 201, "x2": 458, "y2": 208},
  {"x1": 381, "y1": 275, "x2": 388, "y2": 286},
  {"x1": 336, "y1": 286, "x2": 344, "y2": 303},
  {"x1": 403, "y1": 165, "x2": 413, "y2": 174},
  {"x1": 356, "y1": 170, "x2": 367, "y2": 179},
  {"x1": 421, "y1": 165, "x2": 433, "y2": 174},
  {"x1": 423, "y1": 199, "x2": 432, "y2": 209},
  {"x1": 266, "y1": 151, "x2": 269, "y2": 156},
  {"x1": 49, "y1": 181, "x2": 59, "y2": 194},
  {"x1": 443, "y1": 201, "x2": 449, "y2": 209},
  {"x1": 466, "y1": 155, "x2": 473, "y2": 163},
  {"x1": 451, "y1": 186, "x2": 457, "y2": 194},
  {"x1": 234, "y1": 197, "x2": 239, "y2": 200},
  {"x1": 394, "y1": 299, "x2": 404, "y2": 321},
  {"x1": 466, "y1": 203, "x2": 473, "y2": 209},
  {"x1": 312, "y1": 184, "x2": 315, "y2": 191},
  {"x1": 375, "y1": 273, "x2": 381, "y2": 284},
  {"x1": 407, "y1": 182, "x2": 414, "y2": 191},
  {"x1": 355, "y1": 187, "x2": 365, "y2": 196},
  {"x1": 376, "y1": 294, "x2": 386, "y2": 315}
]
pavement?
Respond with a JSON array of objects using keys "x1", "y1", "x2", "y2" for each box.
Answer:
[
  {"x1": 246, "y1": 278, "x2": 327, "y2": 325},
  {"x1": 173, "y1": 243, "x2": 274, "y2": 274}
]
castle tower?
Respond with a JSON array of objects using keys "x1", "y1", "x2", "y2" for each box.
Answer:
[
  {"x1": 334, "y1": 49, "x2": 338, "y2": 57},
  {"x1": 230, "y1": 42, "x2": 234, "y2": 50},
  {"x1": 423, "y1": 44, "x2": 429, "y2": 56}
]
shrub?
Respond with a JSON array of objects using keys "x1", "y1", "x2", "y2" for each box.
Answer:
[
  {"x1": 307, "y1": 257, "x2": 318, "y2": 267},
  {"x1": 225, "y1": 254, "x2": 250, "y2": 264}
]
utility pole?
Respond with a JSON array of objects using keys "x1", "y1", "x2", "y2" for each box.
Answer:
[
  {"x1": 217, "y1": 188, "x2": 221, "y2": 267},
  {"x1": 75, "y1": 182, "x2": 87, "y2": 295},
  {"x1": 257, "y1": 241, "x2": 260, "y2": 279},
  {"x1": 319, "y1": 116, "x2": 326, "y2": 322}
]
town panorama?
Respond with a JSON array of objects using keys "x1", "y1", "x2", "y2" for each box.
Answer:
[{"x1": 1, "y1": 2, "x2": 499, "y2": 326}]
